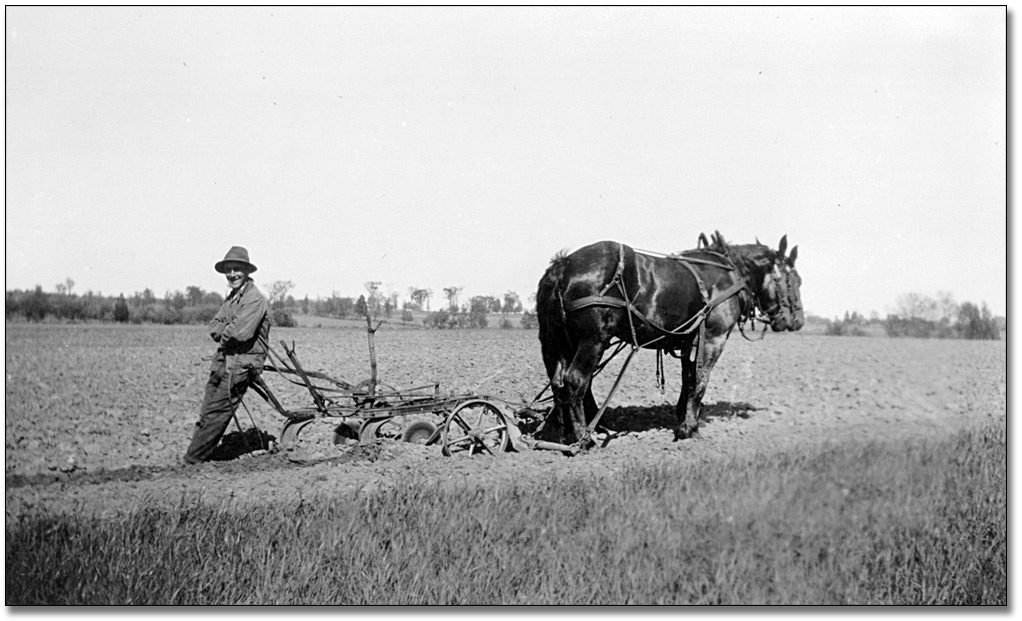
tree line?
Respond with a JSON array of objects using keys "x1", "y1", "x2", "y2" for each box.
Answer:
[
  {"x1": 5, "y1": 280, "x2": 1001, "y2": 339},
  {"x1": 823, "y1": 291, "x2": 1002, "y2": 340},
  {"x1": 4, "y1": 278, "x2": 538, "y2": 329},
  {"x1": 5, "y1": 283, "x2": 226, "y2": 325}
]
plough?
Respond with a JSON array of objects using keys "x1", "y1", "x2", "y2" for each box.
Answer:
[{"x1": 245, "y1": 314, "x2": 588, "y2": 458}]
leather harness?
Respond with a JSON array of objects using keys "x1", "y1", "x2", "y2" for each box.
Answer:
[{"x1": 562, "y1": 242, "x2": 750, "y2": 356}]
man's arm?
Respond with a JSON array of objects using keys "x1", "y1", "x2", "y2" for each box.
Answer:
[
  {"x1": 208, "y1": 302, "x2": 229, "y2": 342},
  {"x1": 221, "y1": 287, "x2": 268, "y2": 344}
]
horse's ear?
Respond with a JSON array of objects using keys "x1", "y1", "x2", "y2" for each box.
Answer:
[
  {"x1": 778, "y1": 235, "x2": 788, "y2": 257},
  {"x1": 756, "y1": 236, "x2": 761, "y2": 245},
  {"x1": 788, "y1": 245, "x2": 798, "y2": 266}
]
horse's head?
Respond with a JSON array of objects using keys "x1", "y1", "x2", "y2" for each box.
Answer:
[
  {"x1": 772, "y1": 237, "x2": 805, "y2": 332},
  {"x1": 742, "y1": 235, "x2": 804, "y2": 332},
  {"x1": 779, "y1": 239, "x2": 804, "y2": 331}
]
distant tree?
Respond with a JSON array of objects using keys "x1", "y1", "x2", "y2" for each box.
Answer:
[
  {"x1": 408, "y1": 287, "x2": 433, "y2": 311},
  {"x1": 202, "y1": 291, "x2": 224, "y2": 306},
  {"x1": 78, "y1": 291, "x2": 108, "y2": 321},
  {"x1": 468, "y1": 297, "x2": 490, "y2": 328},
  {"x1": 5, "y1": 291, "x2": 20, "y2": 320},
  {"x1": 355, "y1": 294, "x2": 368, "y2": 319},
  {"x1": 301, "y1": 295, "x2": 310, "y2": 315},
  {"x1": 186, "y1": 286, "x2": 205, "y2": 307},
  {"x1": 114, "y1": 294, "x2": 130, "y2": 323},
  {"x1": 423, "y1": 309, "x2": 451, "y2": 329},
  {"x1": 336, "y1": 296, "x2": 355, "y2": 318},
  {"x1": 884, "y1": 314, "x2": 935, "y2": 339},
  {"x1": 168, "y1": 290, "x2": 187, "y2": 311},
  {"x1": 894, "y1": 292, "x2": 937, "y2": 322},
  {"x1": 934, "y1": 291, "x2": 958, "y2": 325},
  {"x1": 520, "y1": 310, "x2": 539, "y2": 330},
  {"x1": 957, "y1": 302, "x2": 999, "y2": 340},
  {"x1": 271, "y1": 308, "x2": 297, "y2": 328},
  {"x1": 502, "y1": 291, "x2": 522, "y2": 314},
  {"x1": 824, "y1": 311, "x2": 867, "y2": 337},
  {"x1": 443, "y1": 286, "x2": 463, "y2": 312},
  {"x1": 364, "y1": 281, "x2": 385, "y2": 318},
  {"x1": 886, "y1": 292, "x2": 958, "y2": 338},
  {"x1": 267, "y1": 280, "x2": 296, "y2": 309},
  {"x1": 24, "y1": 286, "x2": 49, "y2": 322},
  {"x1": 55, "y1": 277, "x2": 75, "y2": 296}
]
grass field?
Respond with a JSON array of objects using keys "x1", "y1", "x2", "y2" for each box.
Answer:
[{"x1": 6, "y1": 419, "x2": 1005, "y2": 605}]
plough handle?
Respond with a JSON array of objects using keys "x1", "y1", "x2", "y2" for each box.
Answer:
[{"x1": 281, "y1": 340, "x2": 330, "y2": 414}]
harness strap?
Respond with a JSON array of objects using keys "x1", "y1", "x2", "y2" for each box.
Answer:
[
  {"x1": 634, "y1": 247, "x2": 735, "y2": 270},
  {"x1": 562, "y1": 255, "x2": 749, "y2": 343},
  {"x1": 672, "y1": 254, "x2": 734, "y2": 270}
]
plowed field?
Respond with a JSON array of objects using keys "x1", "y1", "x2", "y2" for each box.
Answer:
[{"x1": 5, "y1": 324, "x2": 1006, "y2": 519}]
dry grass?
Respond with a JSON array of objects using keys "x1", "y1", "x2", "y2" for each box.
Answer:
[{"x1": 6, "y1": 420, "x2": 1005, "y2": 605}]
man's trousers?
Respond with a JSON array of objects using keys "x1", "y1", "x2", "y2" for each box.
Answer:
[{"x1": 183, "y1": 359, "x2": 256, "y2": 464}]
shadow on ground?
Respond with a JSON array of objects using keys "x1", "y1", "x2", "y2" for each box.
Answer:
[
  {"x1": 208, "y1": 428, "x2": 276, "y2": 462},
  {"x1": 592, "y1": 400, "x2": 762, "y2": 433},
  {"x1": 7, "y1": 428, "x2": 288, "y2": 490}
]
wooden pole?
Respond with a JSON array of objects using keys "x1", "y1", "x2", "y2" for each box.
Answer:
[{"x1": 365, "y1": 313, "x2": 379, "y2": 397}]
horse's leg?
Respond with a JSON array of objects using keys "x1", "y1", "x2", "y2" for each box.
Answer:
[
  {"x1": 540, "y1": 335, "x2": 571, "y2": 444},
  {"x1": 583, "y1": 382, "x2": 598, "y2": 424},
  {"x1": 675, "y1": 353, "x2": 699, "y2": 440},
  {"x1": 675, "y1": 332, "x2": 729, "y2": 439},
  {"x1": 693, "y1": 332, "x2": 729, "y2": 416},
  {"x1": 554, "y1": 339, "x2": 606, "y2": 447}
]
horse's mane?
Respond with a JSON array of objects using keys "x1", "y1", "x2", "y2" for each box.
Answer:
[{"x1": 549, "y1": 249, "x2": 570, "y2": 266}]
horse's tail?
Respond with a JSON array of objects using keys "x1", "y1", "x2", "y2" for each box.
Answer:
[{"x1": 536, "y1": 251, "x2": 572, "y2": 380}]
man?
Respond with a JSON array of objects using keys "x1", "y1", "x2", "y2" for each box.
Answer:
[{"x1": 183, "y1": 246, "x2": 270, "y2": 464}]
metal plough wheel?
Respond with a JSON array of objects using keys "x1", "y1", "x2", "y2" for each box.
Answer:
[{"x1": 442, "y1": 399, "x2": 510, "y2": 457}]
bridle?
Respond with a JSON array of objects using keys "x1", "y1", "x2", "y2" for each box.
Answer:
[
  {"x1": 738, "y1": 260, "x2": 801, "y2": 340},
  {"x1": 782, "y1": 266, "x2": 803, "y2": 319},
  {"x1": 703, "y1": 236, "x2": 781, "y2": 341}
]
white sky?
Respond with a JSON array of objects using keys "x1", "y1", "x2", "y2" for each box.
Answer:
[{"x1": 5, "y1": 6, "x2": 1006, "y2": 319}]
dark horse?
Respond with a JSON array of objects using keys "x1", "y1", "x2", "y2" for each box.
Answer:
[{"x1": 536, "y1": 232, "x2": 803, "y2": 447}]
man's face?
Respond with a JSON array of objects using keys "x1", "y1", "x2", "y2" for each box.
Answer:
[{"x1": 222, "y1": 262, "x2": 251, "y2": 290}]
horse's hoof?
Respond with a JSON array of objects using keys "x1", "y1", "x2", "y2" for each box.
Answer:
[{"x1": 673, "y1": 427, "x2": 700, "y2": 441}]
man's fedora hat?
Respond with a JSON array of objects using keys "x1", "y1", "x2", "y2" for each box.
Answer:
[{"x1": 215, "y1": 246, "x2": 258, "y2": 274}]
